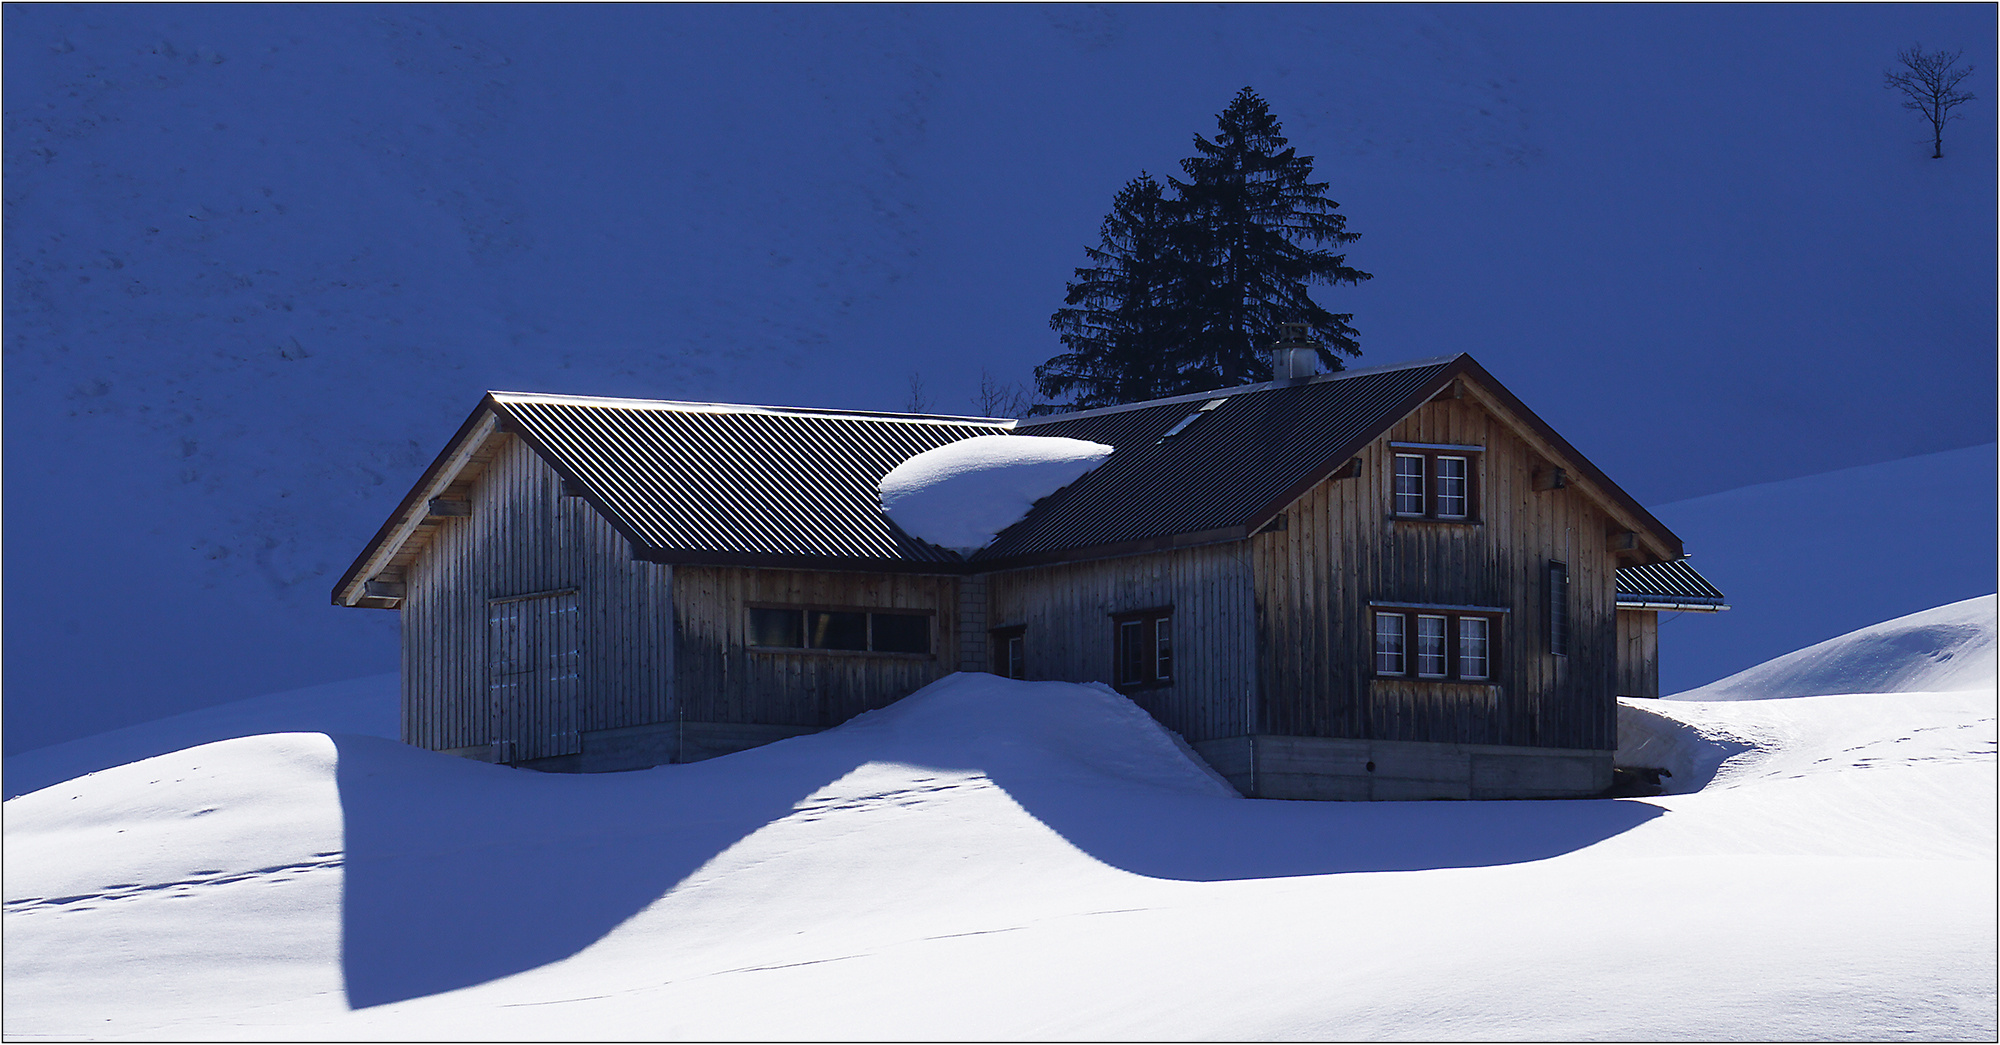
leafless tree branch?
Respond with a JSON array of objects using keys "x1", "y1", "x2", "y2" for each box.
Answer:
[{"x1": 1885, "y1": 43, "x2": 1976, "y2": 159}]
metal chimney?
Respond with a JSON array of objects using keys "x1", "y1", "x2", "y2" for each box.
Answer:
[{"x1": 1269, "y1": 323, "x2": 1321, "y2": 381}]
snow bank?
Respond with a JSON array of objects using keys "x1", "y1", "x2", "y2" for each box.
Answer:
[
  {"x1": 878, "y1": 434, "x2": 1113, "y2": 555},
  {"x1": 1671, "y1": 594, "x2": 1996, "y2": 701},
  {"x1": 4, "y1": 670, "x2": 1993, "y2": 1040},
  {"x1": 2, "y1": 673, "x2": 398, "y2": 800}
]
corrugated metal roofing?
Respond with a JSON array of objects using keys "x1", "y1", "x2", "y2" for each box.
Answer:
[
  {"x1": 493, "y1": 394, "x2": 1010, "y2": 567},
  {"x1": 1616, "y1": 559, "x2": 1729, "y2": 610},
  {"x1": 983, "y1": 358, "x2": 1455, "y2": 562}
]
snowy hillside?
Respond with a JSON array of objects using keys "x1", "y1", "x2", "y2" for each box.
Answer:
[
  {"x1": 1649, "y1": 443, "x2": 1998, "y2": 694},
  {"x1": 5, "y1": 611, "x2": 1993, "y2": 1040},
  {"x1": 1674, "y1": 595, "x2": 1996, "y2": 702},
  {"x1": 0, "y1": 673, "x2": 397, "y2": 801},
  {"x1": 5, "y1": 5, "x2": 1993, "y2": 754}
]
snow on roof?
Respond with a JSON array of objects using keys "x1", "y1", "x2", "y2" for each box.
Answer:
[{"x1": 877, "y1": 434, "x2": 1114, "y2": 556}]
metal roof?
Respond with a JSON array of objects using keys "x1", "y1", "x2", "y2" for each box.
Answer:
[
  {"x1": 1616, "y1": 559, "x2": 1730, "y2": 611},
  {"x1": 493, "y1": 394, "x2": 1011, "y2": 568},
  {"x1": 336, "y1": 352, "x2": 1692, "y2": 603},
  {"x1": 982, "y1": 358, "x2": 1456, "y2": 562}
]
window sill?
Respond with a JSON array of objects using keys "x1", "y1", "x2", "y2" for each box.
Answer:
[
  {"x1": 748, "y1": 646, "x2": 935, "y2": 661},
  {"x1": 1390, "y1": 514, "x2": 1484, "y2": 526}
]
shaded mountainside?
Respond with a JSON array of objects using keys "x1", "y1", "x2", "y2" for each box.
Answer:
[{"x1": 5, "y1": 6, "x2": 1993, "y2": 753}]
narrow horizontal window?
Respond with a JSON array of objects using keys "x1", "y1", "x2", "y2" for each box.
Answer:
[
  {"x1": 1374, "y1": 612, "x2": 1407, "y2": 675},
  {"x1": 749, "y1": 607, "x2": 804, "y2": 648},
  {"x1": 1416, "y1": 614, "x2": 1449, "y2": 677},
  {"x1": 870, "y1": 612, "x2": 931, "y2": 654},
  {"x1": 809, "y1": 610, "x2": 869, "y2": 651}
]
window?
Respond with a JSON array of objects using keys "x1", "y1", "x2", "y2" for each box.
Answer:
[
  {"x1": 1415, "y1": 615, "x2": 1448, "y2": 677},
  {"x1": 992, "y1": 626, "x2": 1027, "y2": 679},
  {"x1": 1374, "y1": 612, "x2": 1406, "y2": 674},
  {"x1": 1389, "y1": 443, "x2": 1482, "y2": 521},
  {"x1": 1114, "y1": 609, "x2": 1173, "y2": 688},
  {"x1": 1373, "y1": 607, "x2": 1503, "y2": 682},
  {"x1": 1459, "y1": 617, "x2": 1490, "y2": 680},
  {"x1": 1394, "y1": 454, "x2": 1427, "y2": 515},
  {"x1": 748, "y1": 607, "x2": 932, "y2": 656},
  {"x1": 1547, "y1": 561, "x2": 1569, "y2": 657}
]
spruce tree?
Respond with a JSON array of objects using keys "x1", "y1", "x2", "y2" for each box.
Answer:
[
  {"x1": 1038, "y1": 173, "x2": 1188, "y2": 409},
  {"x1": 1170, "y1": 87, "x2": 1371, "y2": 389}
]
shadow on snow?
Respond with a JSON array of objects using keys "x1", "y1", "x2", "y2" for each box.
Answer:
[{"x1": 332, "y1": 730, "x2": 1660, "y2": 1008}]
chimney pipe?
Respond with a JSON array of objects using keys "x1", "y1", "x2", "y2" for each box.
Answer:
[{"x1": 1268, "y1": 323, "x2": 1321, "y2": 381}]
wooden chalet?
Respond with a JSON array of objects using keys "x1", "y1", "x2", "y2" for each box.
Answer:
[{"x1": 334, "y1": 351, "x2": 1727, "y2": 800}]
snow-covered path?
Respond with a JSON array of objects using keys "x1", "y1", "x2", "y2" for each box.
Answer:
[{"x1": 5, "y1": 645, "x2": 1994, "y2": 1040}]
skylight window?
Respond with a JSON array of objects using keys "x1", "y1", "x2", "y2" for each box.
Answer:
[{"x1": 1157, "y1": 398, "x2": 1229, "y2": 443}]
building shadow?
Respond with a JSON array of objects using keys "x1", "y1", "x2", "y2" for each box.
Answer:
[{"x1": 331, "y1": 732, "x2": 1662, "y2": 1009}]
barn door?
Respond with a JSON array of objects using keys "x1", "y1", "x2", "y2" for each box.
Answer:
[{"x1": 488, "y1": 590, "x2": 582, "y2": 762}]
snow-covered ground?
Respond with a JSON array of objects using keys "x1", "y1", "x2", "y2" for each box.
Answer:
[{"x1": 5, "y1": 605, "x2": 1993, "y2": 1040}]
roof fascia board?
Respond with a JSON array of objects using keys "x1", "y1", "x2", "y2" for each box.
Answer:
[
  {"x1": 332, "y1": 400, "x2": 503, "y2": 606},
  {"x1": 1450, "y1": 360, "x2": 1683, "y2": 562}
]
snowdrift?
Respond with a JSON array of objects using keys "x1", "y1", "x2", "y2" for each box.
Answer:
[
  {"x1": 877, "y1": 434, "x2": 1113, "y2": 554},
  {"x1": 5, "y1": 606, "x2": 1995, "y2": 1040},
  {"x1": 1672, "y1": 594, "x2": 1996, "y2": 701},
  {"x1": 2, "y1": 673, "x2": 399, "y2": 801}
]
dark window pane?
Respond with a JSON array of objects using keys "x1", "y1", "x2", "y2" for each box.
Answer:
[
  {"x1": 1155, "y1": 616, "x2": 1173, "y2": 681},
  {"x1": 809, "y1": 610, "x2": 868, "y2": 650},
  {"x1": 1548, "y1": 562, "x2": 1570, "y2": 656},
  {"x1": 749, "y1": 608, "x2": 803, "y2": 648},
  {"x1": 870, "y1": 612, "x2": 930, "y2": 654},
  {"x1": 1118, "y1": 619, "x2": 1144, "y2": 685},
  {"x1": 1006, "y1": 634, "x2": 1025, "y2": 679}
]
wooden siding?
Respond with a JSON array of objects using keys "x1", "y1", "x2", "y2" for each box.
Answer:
[
  {"x1": 673, "y1": 567, "x2": 960, "y2": 728},
  {"x1": 401, "y1": 433, "x2": 675, "y2": 753},
  {"x1": 985, "y1": 543, "x2": 1257, "y2": 744},
  {"x1": 1617, "y1": 609, "x2": 1660, "y2": 699},
  {"x1": 1253, "y1": 390, "x2": 1621, "y2": 752}
]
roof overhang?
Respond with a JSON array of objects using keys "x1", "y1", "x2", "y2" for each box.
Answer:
[{"x1": 332, "y1": 397, "x2": 504, "y2": 608}]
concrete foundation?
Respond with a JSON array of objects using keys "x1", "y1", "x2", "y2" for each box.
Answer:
[{"x1": 1192, "y1": 734, "x2": 1613, "y2": 801}]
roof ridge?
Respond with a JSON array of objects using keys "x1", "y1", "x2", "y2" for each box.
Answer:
[
  {"x1": 487, "y1": 391, "x2": 1016, "y2": 427},
  {"x1": 1015, "y1": 353, "x2": 1463, "y2": 427}
]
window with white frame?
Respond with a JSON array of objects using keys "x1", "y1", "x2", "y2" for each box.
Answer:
[
  {"x1": 1373, "y1": 607, "x2": 1503, "y2": 682},
  {"x1": 1114, "y1": 608, "x2": 1173, "y2": 688},
  {"x1": 1389, "y1": 443, "x2": 1482, "y2": 521}
]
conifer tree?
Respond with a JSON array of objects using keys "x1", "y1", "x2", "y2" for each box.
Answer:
[
  {"x1": 1039, "y1": 89, "x2": 1371, "y2": 408},
  {"x1": 1038, "y1": 173, "x2": 1188, "y2": 409},
  {"x1": 1169, "y1": 87, "x2": 1371, "y2": 388}
]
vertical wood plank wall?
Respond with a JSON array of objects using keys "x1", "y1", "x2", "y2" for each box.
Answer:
[
  {"x1": 985, "y1": 543, "x2": 1257, "y2": 744},
  {"x1": 1253, "y1": 394, "x2": 1622, "y2": 752},
  {"x1": 673, "y1": 567, "x2": 960, "y2": 728},
  {"x1": 1616, "y1": 609, "x2": 1660, "y2": 699},
  {"x1": 402, "y1": 433, "x2": 675, "y2": 752}
]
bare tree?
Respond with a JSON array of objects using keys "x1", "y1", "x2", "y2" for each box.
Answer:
[
  {"x1": 904, "y1": 371, "x2": 930, "y2": 414},
  {"x1": 1885, "y1": 44, "x2": 1975, "y2": 159},
  {"x1": 971, "y1": 369, "x2": 1032, "y2": 419}
]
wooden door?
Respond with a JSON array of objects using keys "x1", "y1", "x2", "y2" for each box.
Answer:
[{"x1": 489, "y1": 590, "x2": 582, "y2": 761}]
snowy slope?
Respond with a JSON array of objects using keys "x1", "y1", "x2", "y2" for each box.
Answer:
[
  {"x1": 1648, "y1": 443, "x2": 1998, "y2": 693},
  {"x1": 6, "y1": 644, "x2": 1993, "y2": 1040},
  {"x1": 1672, "y1": 595, "x2": 1996, "y2": 702},
  {"x1": 1, "y1": 673, "x2": 397, "y2": 801}
]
